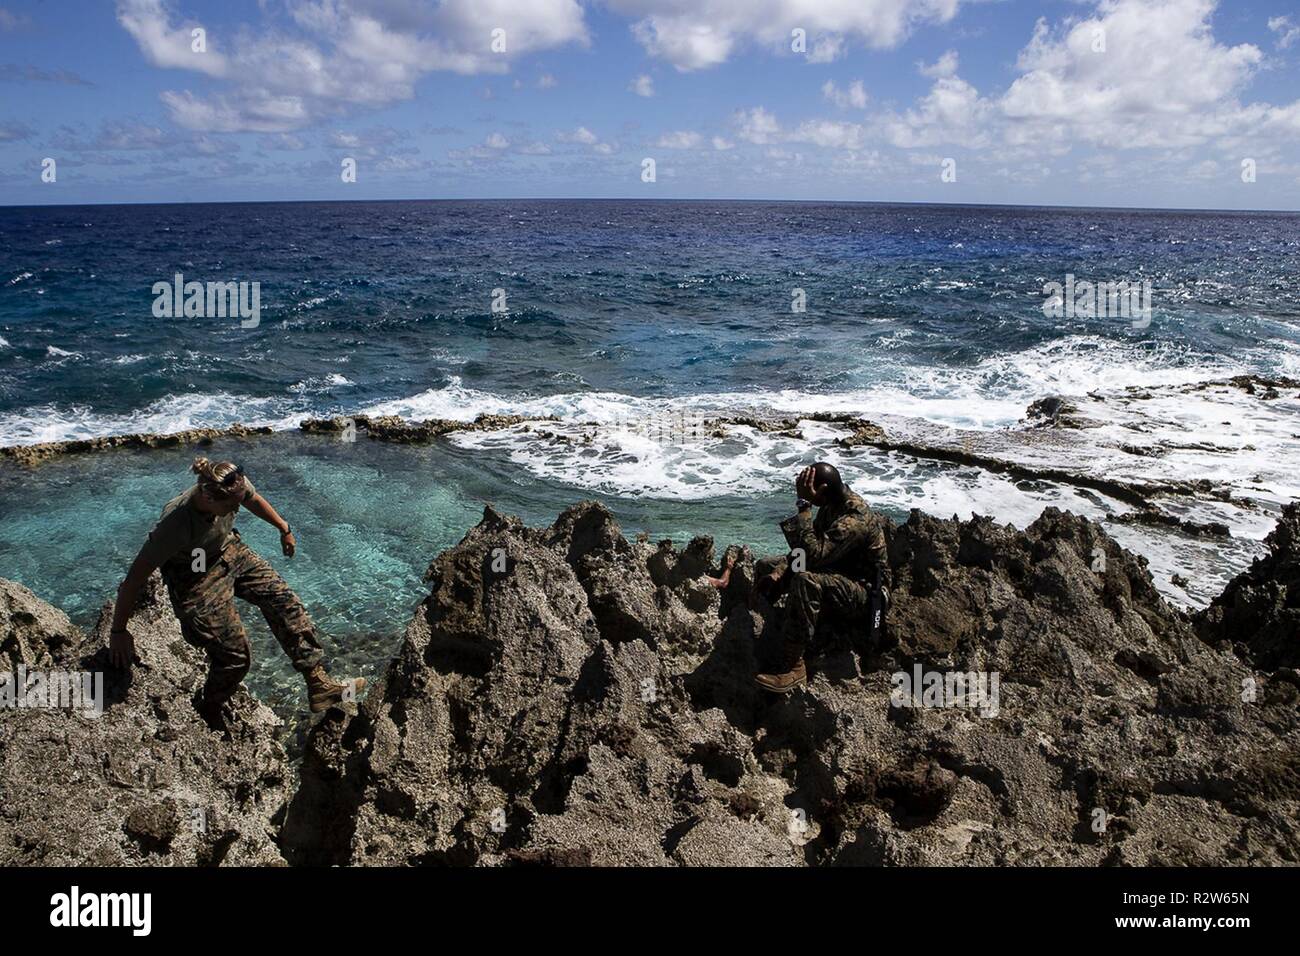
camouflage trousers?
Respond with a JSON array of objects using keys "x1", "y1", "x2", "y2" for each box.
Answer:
[
  {"x1": 756, "y1": 556, "x2": 870, "y2": 648},
  {"x1": 163, "y1": 532, "x2": 324, "y2": 706}
]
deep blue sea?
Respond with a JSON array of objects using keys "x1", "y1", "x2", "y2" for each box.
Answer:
[{"x1": 2, "y1": 200, "x2": 1298, "y2": 711}]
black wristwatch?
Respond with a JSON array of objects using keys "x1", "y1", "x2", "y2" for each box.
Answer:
[
  {"x1": 280, "y1": 524, "x2": 292, "y2": 536},
  {"x1": 796, "y1": 498, "x2": 812, "y2": 513}
]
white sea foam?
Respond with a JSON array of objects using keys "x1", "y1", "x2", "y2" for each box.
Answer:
[
  {"x1": 1270, "y1": 338, "x2": 1300, "y2": 378},
  {"x1": 8, "y1": 332, "x2": 1275, "y2": 502},
  {"x1": 853, "y1": 335, "x2": 1243, "y2": 430},
  {"x1": 0, "y1": 392, "x2": 304, "y2": 446},
  {"x1": 289, "y1": 373, "x2": 355, "y2": 394}
]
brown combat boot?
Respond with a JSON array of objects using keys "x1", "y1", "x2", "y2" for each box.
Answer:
[
  {"x1": 755, "y1": 641, "x2": 807, "y2": 693},
  {"x1": 305, "y1": 664, "x2": 365, "y2": 713}
]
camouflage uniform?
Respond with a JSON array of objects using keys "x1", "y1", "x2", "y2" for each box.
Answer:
[
  {"x1": 141, "y1": 481, "x2": 323, "y2": 708},
  {"x1": 760, "y1": 488, "x2": 887, "y2": 647},
  {"x1": 163, "y1": 532, "x2": 324, "y2": 706}
]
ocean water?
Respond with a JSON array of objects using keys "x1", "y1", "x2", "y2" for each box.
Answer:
[{"x1": 2, "y1": 200, "x2": 1298, "y2": 712}]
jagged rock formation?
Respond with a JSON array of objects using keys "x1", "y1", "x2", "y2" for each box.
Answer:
[
  {"x1": 1196, "y1": 502, "x2": 1300, "y2": 673},
  {"x1": 0, "y1": 577, "x2": 291, "y2": 865},
  {"x1": 3, "y1": 501, "x2": 1297, "y2": 866},
  {"x1": 1, "y1": 579, "x2": 79, "y2": 671},
  {"x1": 288, "y1": 501, "x2": 1299, "y2": 866}
]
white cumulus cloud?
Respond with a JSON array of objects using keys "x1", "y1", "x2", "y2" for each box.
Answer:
[
  {"x1": 117, "y1": 0, "x2": 590, "y2": 131},
  {"x1": 822, "y1": 79, "x2": 868, "y2": 109},
  {"x1": 655, "y1": 130, "x2": 704, "y2": 148},
  {"x1": 607, "y1": 0, "x2": 964, "y2": 71}
]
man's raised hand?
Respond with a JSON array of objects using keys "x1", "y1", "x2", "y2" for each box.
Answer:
[
  {"x1": 795, "y1": 466, "x2": 810, "y2": 500},
  {"x1": 796, "y1": 465, "x2": 822, "y2": 502}
]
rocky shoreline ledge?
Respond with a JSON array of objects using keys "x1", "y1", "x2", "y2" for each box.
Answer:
[
  {"x1": 4, "y1": 373, "x2": 1292, "y2": 468},
  {"x1": 2, "y1": 500, "x2": 1297, "y2": 866},
  {"x1": 0, "y1": 413, "x2": 557, "y2": 466}
]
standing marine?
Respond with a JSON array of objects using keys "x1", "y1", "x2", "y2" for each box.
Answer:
[
  {"x1": 107, "y1": 457, "x2": 364, "y2": 728},
  {"x1": 753, "y1": 462, "x2": 888, "y2": 692}
]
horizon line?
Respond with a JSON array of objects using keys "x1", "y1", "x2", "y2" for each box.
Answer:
[{"x1": 2, "y1": 195, "x2": 1298, "y2": 216}]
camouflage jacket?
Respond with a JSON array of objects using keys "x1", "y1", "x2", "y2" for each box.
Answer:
[{"x1": 778, "y1": 487, "x2": 886, "y2": 582}]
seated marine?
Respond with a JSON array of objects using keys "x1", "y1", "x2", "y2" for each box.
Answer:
[{"x1": 753, "y1": 462, "x2": 887, "y2": 693}]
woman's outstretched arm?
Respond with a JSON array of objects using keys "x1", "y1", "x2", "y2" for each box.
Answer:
[{"x1": 243, "y1": 492, "x2": 296, "y2": 557}]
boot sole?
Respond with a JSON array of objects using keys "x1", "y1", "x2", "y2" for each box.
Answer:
[{"x1": 754, "y1": 676, "x2": 807, "y2": 694}]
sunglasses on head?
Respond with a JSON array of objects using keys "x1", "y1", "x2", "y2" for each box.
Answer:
[{"x1": 203, "y1": 466, "x2": 245, "y2": 498}]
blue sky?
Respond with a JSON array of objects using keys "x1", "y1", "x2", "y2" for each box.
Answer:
[{"x1": 1, "y1": 0, "x2": 1298, "y2": 208}]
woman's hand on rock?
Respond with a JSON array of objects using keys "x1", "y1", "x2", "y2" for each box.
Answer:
[{"x1": 109, "y1": 628, "x2": 134, "y2": 669}]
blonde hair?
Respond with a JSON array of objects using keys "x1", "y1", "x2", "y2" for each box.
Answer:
[{"x1": 192, "y1": 457, "x2": 244, "y2": 494}]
